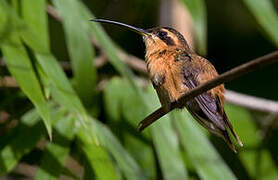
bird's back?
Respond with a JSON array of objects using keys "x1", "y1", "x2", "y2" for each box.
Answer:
[{"x1": 148, "y1": 49, "x2": 242, "y2": 152}]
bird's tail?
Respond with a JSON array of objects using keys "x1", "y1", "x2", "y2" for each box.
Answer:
[
  {"x1": 222, "y1": 111, "x2": 243, "y2": 147},
  {"x1": 221, "y1": 130, "x2": 237, "y2": 153},
  {"x1": 188, "y1": 107, "x2": 241, "y2": 153}
]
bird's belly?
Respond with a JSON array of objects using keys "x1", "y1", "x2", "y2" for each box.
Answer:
[
  {"x1": 147, "y1": 55, "x2": 188, "y2": 107},
  {"x1": 159, "y1": 71, "x2": 187, "y2": 103}
]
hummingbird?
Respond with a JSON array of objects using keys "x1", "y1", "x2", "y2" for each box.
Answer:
[{"x1": 92, "y1": 19, "x2": 243, "y2": 152}]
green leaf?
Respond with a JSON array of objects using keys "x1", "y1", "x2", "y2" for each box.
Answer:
[
  {"x1": 122, "y1": 134, "x2": 155, "y2": 180},
  {"x1": 103, "y1": 77, "x2": 126, "y2": 121},
  {"x1": 0, "y1": 109, "x2": 43, "y2": 176},
  {"x1": 2, "y1": 0, "x2": 89, "y2": 126},
  {"x1": 122, "y1": 81, "x2": 149, "y2": 127},
  {"x1": 173, "y1": 110, "x2": 237, "y2": 180},
  {"x1": 77, "y1": 1, "x2": 145, "y2": 100},
  {"x1": 11, "y1": 0, "x2": 19, "y2": 13},
  {"x1": 22, "y1": 0, "x2": 49, "y2": 50},
  {"x1": 7, "y1": 2, "x2": 89, "y2": 130},
  {"x1": 35, "y1": 53, "x2": 88, "y2": 125},
  {"x1": 181, "y1": 0, "x2": 207, "y2": 55},
  {"x1": 2, "y1": 41, "x2": 52, "y2": 137},
  {"x1": 105, "y1": 78, "x2": 187, "y2": 179},
  {"x1": 145, "y1": 87, "x2": 188, "y2": 180},
  {"x1": 241, "y1": 0, "x2": 278, "y2": 47},
  {"x1": 225, "y1": 104, "x2": 278, "y2": 180},
  {"x1": 111, "y1": 78, "x2": 187, "y2": 180},
  {"x1": 91, "y1": 118, "x2": 148, "y2": 180},
  {"x1": 52, "y1": 0, "x2": 97, "y2": 105},
  {"x1": 77, "y1": 127, "x2": 120, "y2": 180},
  {"x1": 0, "y1": 1, "x2": 52, "y2": 137},
  {"x1": 104, "y1": 78, "x2": 155, "y2": 179},
  {"x1": 35, "y1": 115, "x2": 75, "y2": 180},
  {"x1": 82, "y1": 158, "x2": 96, "y2": 180},
  {"x1": 0, "y1": 104, "x2": 70, "y2": 177}
]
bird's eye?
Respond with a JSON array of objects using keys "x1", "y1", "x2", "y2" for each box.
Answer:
[{"x1": 157, "y1": 31, "x2": 167, "y2": 38}]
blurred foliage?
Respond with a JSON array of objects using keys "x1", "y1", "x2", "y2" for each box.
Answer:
[{"x1": 0, "y1": 0, "x2": 278, "y2": 179}]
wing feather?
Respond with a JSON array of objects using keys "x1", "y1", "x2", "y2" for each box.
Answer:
[
  {"x1": 182, "y1": 68, "x2": 225, "y2": 130},
  {"x1": 181, "y1": 63, "x2": 242, "y2": 151}
]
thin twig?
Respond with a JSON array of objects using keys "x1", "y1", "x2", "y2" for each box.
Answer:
[
  {"x1": 13, "y1": 163, "x2": 37, "y2": 178},
  {"x1": 138, "y1": 51, "x2": 278, "y2": 131},
  {"x1": 46, "y1": 5, "x2": 62, "y2": 22},
  {"x1": 260, "y1": 114, "x2": 278, "y2": 141},
  {"x1": 0, "y1": 76, "x2": 18, "y2": 87},
  {"x1": 117, "y1": 51, "x2": 147, "y2": 74},
  {"x1": 225, "y1": 90, "x2": 278, "y2": 114},
  {"x1": 1, "y1": 55, "x2": 107, "y2": 71}
]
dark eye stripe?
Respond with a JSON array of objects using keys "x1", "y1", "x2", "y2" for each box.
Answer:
[
  {"x1": 156, "y1": 30, "x2": 175, "y2": 46},
  {"x1": 164, "y1": 27, "x2": 188, "y2": 47},
  {"x1": 157, "y1": 31, "x2": 167, "y2": 38}
]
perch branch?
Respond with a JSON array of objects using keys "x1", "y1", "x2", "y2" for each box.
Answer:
[{"x1": 138, "y1": 51, "x2": 278, "y2": 131}]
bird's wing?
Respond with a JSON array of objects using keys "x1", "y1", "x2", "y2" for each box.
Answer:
[
  {"x1": 181, "y1": 66, "x2": 226, "y2": 130},
  {"x1": 181, "y1": 63, "x2": 242, "y2": 151}
]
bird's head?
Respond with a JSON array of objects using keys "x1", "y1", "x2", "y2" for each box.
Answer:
[{"x1": 91, "y1": 19, "x2": 191, "y2": 56}]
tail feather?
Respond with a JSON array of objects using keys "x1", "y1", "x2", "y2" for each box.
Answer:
[
  {"x1": 222, "y1": 130, "x2": 237, "y2": 153},
  {"x1": 187, "y1": 107, "x2": 239, "y2": 152},
  {"x1": 223, "y1": 111, "x2": 243, "y2": 147},
  {"x1": 186, "y1": 95, "x2": 243, "y2": 153}
]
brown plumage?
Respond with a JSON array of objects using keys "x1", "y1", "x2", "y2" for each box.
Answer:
[
  {"x1": 92, "y1": 19, "x2": 243, "y2": 152},
  {"x1": 144, "y1": 27, "x2": 242, "y2": 152}
]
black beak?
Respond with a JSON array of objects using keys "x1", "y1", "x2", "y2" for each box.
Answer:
[{"x1": 91, "y1": 19, "x2": 150, "y2": 36}]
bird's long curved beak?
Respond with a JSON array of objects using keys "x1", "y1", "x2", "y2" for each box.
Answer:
[{"x1": 91, "y1": 19, "x2": 150, "y2": 36}]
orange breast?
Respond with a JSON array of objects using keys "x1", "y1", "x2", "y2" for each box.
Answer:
[{"x1": 146, "y1": 49, "x2": 188, "y2": 104}]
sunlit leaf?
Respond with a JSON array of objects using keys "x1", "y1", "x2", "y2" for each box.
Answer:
[
  {"x1": 104, "y1": 78, "x2": 152, "y2": 179},
  {"x1": 173, "y1": 110, "x2": 237, "y2": 180},
  {"x1": 35, "y1": 53, "x2": 88, "y2": 125},
  {"x1": 52, "y1": 0, "x2": 97, "y2": 105},
  {"x1": 0, "y1": 1, "x2": 52, "y2": 137},
  {"x1": 35, "y1": 115, "x2": 75, "y2": 180},
  {"x1": 2, "y1": 0, "x2": 89, "y2": 128},
  {"x1": 241, "y1": 0, "x2": 278, "y2": 47},
  {"x1": 225, "y1": 104, "x2": 278, "y2": 180},
  {"x1": 103, "y1": 77, "x2": 126, "y2": 122},
  {"x1": 77, "y1": 1, "x2": 146, "y2": 101},
  {"x1": 107, "y1": 78, "x2": 187, "y2": 180},
  {"x1": 0, "y1": 109, "x2": 43, "y2": 176},
  {"x1": 77, "y1": 127, "x2": 120, "y2": 180},
  {"x1": 22, "y1": 0, "x2": 49, "y2": 49},
  {"x1": 7, "y1": 2, "x2": 90, "y2": 129},
  {"x1": 145, "y1": 87, "x2": 188, "y2": 180},
  {"x1": 90, "y1": 117, "x2": 148, "y2": 180}
]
